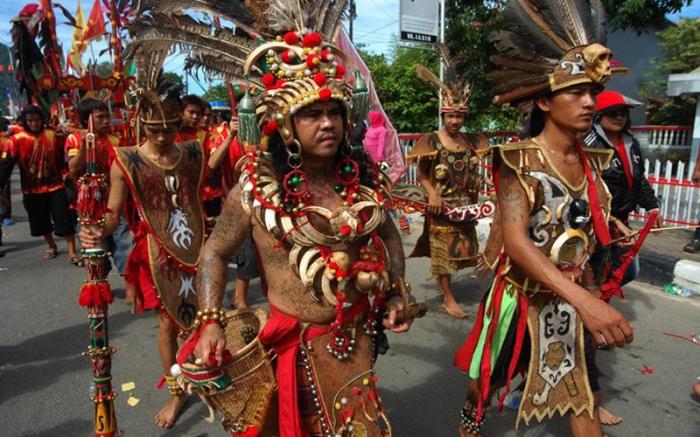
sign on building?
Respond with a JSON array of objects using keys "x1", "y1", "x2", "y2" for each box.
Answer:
[{"x1": 399, "y1": 0, "x2": 439, "y2": 43}]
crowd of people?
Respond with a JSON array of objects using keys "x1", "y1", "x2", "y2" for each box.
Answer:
[{"x1": 0, "y1": 0, "x2": 697, "y2": 436}]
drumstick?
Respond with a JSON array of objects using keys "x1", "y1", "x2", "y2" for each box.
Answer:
[{"x1": 609, "y1": 224, "x2": 700, "y2": 245}]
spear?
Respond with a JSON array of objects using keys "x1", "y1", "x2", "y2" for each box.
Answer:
[{"x1": 76, "y1": 114, "x2": 117, "y2": 437}]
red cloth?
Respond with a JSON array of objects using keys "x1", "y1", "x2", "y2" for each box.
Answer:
[
  {"x1": 575, "y1": 142, "x2": 611, "y2": 246},
  {"x1": 6, "y1": 129, "x2": 65, "y2": 195},
  {"x1": 258, "y1": 300, "x2": 369, "y2": 437},
  {"x1": 614, "y1": 136, "x2": 634, "y2": 189},
  {"x1": 64, "y1": 130, "x2": 121, "y2": 175},
  {"x1": 122, "y1": 222, "x2": 161, "y2": 312}
]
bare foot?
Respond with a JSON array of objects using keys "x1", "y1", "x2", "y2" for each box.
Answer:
[
  {"x1": 154, "y1": 394, "x2": 187, "y2": 429},
  {"x1": 598, "y1": 406, "x2": 622, "y2": 426},
  {"x1": 458, "y1": 426, "x2": 481, "y2": 437},
  {"x1": 441, "y1": 300, "x2": 468, "y2": 319}
]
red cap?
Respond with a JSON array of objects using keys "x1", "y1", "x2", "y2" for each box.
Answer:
[{"x1": 595, "y1": 91, "x2": 629, "y2": 113}]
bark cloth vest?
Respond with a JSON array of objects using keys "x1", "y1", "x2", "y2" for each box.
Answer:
[
  {"x1": 409, "y1": 132, "x2": 484, "y2": 262},
  {"x1": 113, "y1": 141, "x2": 205, "y2": 333},
  {"x1": 456, "y1": 140, "x2": 612, "y2": 426}
]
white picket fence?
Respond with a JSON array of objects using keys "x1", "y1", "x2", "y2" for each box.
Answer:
[{"x1": 398, "y1": 132, "x2": 700, "y2": 226}]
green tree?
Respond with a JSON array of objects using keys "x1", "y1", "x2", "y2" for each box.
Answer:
[
  {"x1": 202, "y1": 84, "x2": 230, "y2": 102},
  {"x1": 362, "y1": 46, "x2": 440, "y2": 133},
  {"x1": 640, "y1": 18, "x2": 700, "y2": 125},
  {"x1": 602, "y1": 0, "x2": 693, "y2": 32},
  {"x1": 444, "y1": 0, "x2": 521, "y2": 132},
  {"x1": 162, "y1": 71, "x2": 184, "y2": 87}
]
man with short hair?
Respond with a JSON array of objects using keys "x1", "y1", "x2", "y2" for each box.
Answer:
[
  {"x1": 0, "y1": 105, "x2": 78, "y2": 263},
  {"x1": 80, "y1": 82, "x2": 206, "y2": 429}
]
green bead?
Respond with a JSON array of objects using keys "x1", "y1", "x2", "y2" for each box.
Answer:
[
  {"x1": 334, "y1": 184, "x2": 342, "y2": 192},
  {"x1": 343, "y1": 164, "x2": 352, "y2": 173},
  {"x1": 290, "y1": 175, "x2": 301, "y2": 185}
]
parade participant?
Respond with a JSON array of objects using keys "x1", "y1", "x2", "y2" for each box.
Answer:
[
  {"x1": 453, "y1": 1, "x2": 634, "y2": 435},
  {"x1": 408, "y1": 45, "x2": 489, "y2": 318},
  {"x1": 66, "y1": 98, "x2": 132, "y2": 273},
  {"x1": 0, "y1": 105, "x2": 78, "y2": 263},
  {"x1": 0, "y1": 118, "x2": 12, "y2": 227},
  {"x1": 146, "y1": 1, "x2": 423, "y2": 434},
  {"x1": 65, "y1": 98, "x2": 121, "y2": 181},
  {"x1": 201, "y1": 101, "x2": 213, "y2": 131},
  {"x1": 79, "y1": 80, "x2": 205, "y2": 428},
  {"x1": 586, "y1": 90, "x2": 661, "y2": 285},
  {"x1": 177, "y1": 95, "x2": 222, "y2": 226}
]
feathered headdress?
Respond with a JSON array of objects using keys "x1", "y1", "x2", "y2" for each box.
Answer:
[
  {"x1": 489, "y1": 0, "x2": 626, "y2": 105},
  {"x1": 416, "y1": 43, "x2": 471, "y2": 113},
  {"x1": 125, "y1": 0, "x2": 357, "y2": 146}
]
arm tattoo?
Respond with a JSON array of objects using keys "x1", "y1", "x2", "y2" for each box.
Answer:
[
  {"x1": 196, "y1": 186, "x2": 251, "y2": 309},
  {"x1": 378, "y1": 217, "x2": 406, "y2": 279}
]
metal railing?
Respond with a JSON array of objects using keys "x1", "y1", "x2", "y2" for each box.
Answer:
[{"x1": 398, "y1": 131, "x2": 700, "y2": 226}]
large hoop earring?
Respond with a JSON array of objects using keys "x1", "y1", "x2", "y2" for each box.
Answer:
[{"x1": 287, "y1": 139, "x2": 303, "y2": 169}]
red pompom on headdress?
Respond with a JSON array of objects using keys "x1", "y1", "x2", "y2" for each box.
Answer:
[
  {"x1": 319, "y1": 88, "x2": 332, "y2": 101},
  {"x1": 284, "y1": 31, "x2": 299, "y2": 45},
  {"x1": 302, "y1": 32, "x2": 322, "y2": 48}
]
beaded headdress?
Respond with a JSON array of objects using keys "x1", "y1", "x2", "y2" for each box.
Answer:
[
  {"x1": 489, "y1": 0, "x2": 627, "y2": 105},
  {"x1": 125, "y1": 0, "x2": 361, "y2": 147}
]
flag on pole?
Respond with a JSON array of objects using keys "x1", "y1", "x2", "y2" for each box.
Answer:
[
  {"x1": 67, "y1": 0, "x2": 86, "y2": 74},
  {"x1": 81, "y1": 0, "x2": 107, "y2": 42}
]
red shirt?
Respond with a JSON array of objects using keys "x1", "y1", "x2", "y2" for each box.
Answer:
[
  {"x1": 65, "y1": 130, "x2": 122, "y2": 176},
  {"x1": 6, "y1": 129, "x2": 65, "y2": 195},
  {"x1": 615, "y1": 136, "x2": 634, "y2": 189}
]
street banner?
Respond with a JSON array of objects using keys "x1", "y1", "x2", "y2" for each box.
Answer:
[{"x1": 400, "y1": 0, "x2": 439, "y2": 43}]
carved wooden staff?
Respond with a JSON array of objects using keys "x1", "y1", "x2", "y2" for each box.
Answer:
[{"x1": 76, "y1": 115, "x2": 117, "y2": 436}]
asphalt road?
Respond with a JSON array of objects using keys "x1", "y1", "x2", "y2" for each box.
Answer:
[{"x1": 0, "y1": 183, "x2": 699, "y2": 437}]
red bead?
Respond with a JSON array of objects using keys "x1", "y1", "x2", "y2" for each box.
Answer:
[
  {"x1": 313, "y1": 72, "x2": 327, "y2": 87},
  {"x1": 340, "y1": 225, "x2": 352, "y2": 235},
  {"x1": 335, "y1": 64, "x2": 346, "y2": 78},
  {"x1": 262, "y1": 73, "x2": 275, "y2": 88},
  {"x1": 281, "y1": 50, "x2": 295, "y2": 64},
  {"x1": 302, "y1": 32, "x2": 322, "y2": 47},
  {"x1": 319, "y1": 88, "x2": 332, "y2": 101},
  {"x1": 321, "y1": 49, "x2": 331, "y2": 61},
  {"x1": 284, "y1": 31, "x2": 299, "y2": 45},
  {"x1": 306, "y1": 53, "x2": 320, "y2": 68}
]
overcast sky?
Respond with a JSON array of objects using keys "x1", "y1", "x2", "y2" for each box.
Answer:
[{"x1": 0, "y1": 0, "x2": 697, "y2": 93}]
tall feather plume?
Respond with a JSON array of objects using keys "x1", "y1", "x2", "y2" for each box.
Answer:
[
  {"x1": 489, "y1": 0, "x2": 608, "y2": 104},
  {"x1": 415, "y1": 64, "x2": 451, "y2": 97}
]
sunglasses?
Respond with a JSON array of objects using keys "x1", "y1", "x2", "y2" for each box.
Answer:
[{"x1": 604, "y1": 109, "x2": 629, "y2": 119}]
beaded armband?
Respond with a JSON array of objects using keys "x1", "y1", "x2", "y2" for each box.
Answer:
[{"x1": 192, "y1": 307, "x2": 228, "y2": 329}]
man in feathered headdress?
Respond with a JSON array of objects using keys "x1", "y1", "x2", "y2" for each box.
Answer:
[
  {"x1": 453, "y1": 1, "x2": 636, "y2": 435},
  {"x1": 80, "y1": 78, "x2": 206, "y2": 428},
  {"x1": 122, "y1": 1, "x2": 422, "y2": 435},
  {"x1": 407, "y1": 44, "x2": 489, "y2": 319}
]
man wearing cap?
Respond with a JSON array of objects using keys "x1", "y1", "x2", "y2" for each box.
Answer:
[{"x1": 585, "y1": 90, "x2": 661, "y2": 285}]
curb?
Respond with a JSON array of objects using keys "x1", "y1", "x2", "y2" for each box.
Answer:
[
  {"x1": 638, "y1": 251, "x2": 700, "y2": 293},
  {"x1": 638, "y1": 250, "x2": 679, "y2": 286}
]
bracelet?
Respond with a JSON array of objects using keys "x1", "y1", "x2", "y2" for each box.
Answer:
[
  {"x1": 459, "y1": 400, "x2": 485, "y2": 434},
  {"x1": 193, "y1": 307, "x2": 228, "y2": 329}
]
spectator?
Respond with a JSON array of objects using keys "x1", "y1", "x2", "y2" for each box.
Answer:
[
  {"x1": 0, "y1": 117, "x2": 12, "y2": 226},
  {"x1": 362, "y1": 110, "x2": 387, "y2": 163},
  {"x1": 586, "y1": 90, "x2": 661, "y2": 284},
  {"x1": 0, "y1": 105, "x2": 79, "y2": 263}
]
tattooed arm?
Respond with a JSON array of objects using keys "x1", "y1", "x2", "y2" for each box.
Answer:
[
  {"x1": 194, "y1": 184, "x2": 251, "y2": 365},
  {"x1": 376, "y1": 216, "x2": 412, "y2": 333},
  {"x1": 498, "y1": 164, "x2": 632, "y2": 348}
]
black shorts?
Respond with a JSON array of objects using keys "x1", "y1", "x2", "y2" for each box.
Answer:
[{"x1": 22, "y1": 189, "x2": 75, "y2": 237}]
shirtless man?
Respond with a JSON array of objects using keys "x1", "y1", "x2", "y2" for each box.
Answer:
[{"x1": 81, "y1": 83, "x2": 205, "y2": 429}]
